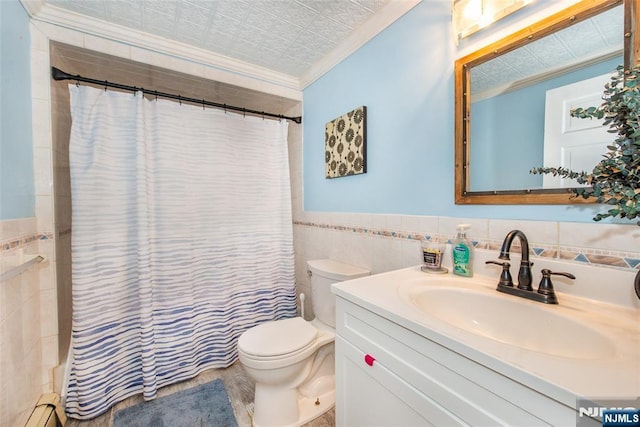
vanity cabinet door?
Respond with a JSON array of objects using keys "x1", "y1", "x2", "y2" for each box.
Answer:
[
  {"x1": 335, "y1": 335, "x2": 463, "y2": 426},
  {"x1": 335, "y1": 297, "x2": 575, "y2": 426}
]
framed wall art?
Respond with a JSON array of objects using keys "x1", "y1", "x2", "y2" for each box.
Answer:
[{"x1": 325, "y1": 105, "x2": 366, "y2": 179}]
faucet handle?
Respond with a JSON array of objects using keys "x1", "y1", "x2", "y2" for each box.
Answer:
[
  {"x1": 538, "y1": 269, "x2": 575, "y2": 300},
  {"x1": 486, "y1": 260, "x2": 513, "y2": 287}
]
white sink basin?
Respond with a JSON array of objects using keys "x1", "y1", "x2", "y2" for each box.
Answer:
[{"x1": 401, "y1": 284, "x2": 616, "y2": 360}]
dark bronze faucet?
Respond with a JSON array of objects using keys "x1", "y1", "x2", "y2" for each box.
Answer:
[
  {"x1": 498, "y1": 230, "x2": 533, "y2": 291},
  {"x1": 487, "y1": 229, "x2": 575, "y2": 304}
]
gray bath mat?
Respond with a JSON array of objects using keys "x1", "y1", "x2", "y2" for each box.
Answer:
[{"x1": 113, "y1": 379, "x2": 238, "y2": 427}]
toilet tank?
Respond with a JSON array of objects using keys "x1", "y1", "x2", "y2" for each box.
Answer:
[{"x1": 307, "y1": 259, "x2": 370, "y2": 327}]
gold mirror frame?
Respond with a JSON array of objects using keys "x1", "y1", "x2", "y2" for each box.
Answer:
[{"x1": 454, "y1": 0, "x2": 635, "y2": 205}]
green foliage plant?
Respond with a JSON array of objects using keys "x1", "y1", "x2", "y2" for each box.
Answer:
[{"x1": 531, "y1": 65, "x2": 640, "y2": 225}]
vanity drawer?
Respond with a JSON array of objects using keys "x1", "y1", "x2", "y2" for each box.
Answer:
[
  {"x1": 336, "y1": 298, "x2": 575, "y2": 426},
  {"x1": 336, "y1": 335, "x2": 463, "y2": 426}
]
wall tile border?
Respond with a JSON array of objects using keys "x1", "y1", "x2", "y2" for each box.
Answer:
[
  {"x1": 7, "y1": 223, "x2": 637, "y2": 272},
  {"x1": 293, "y1": 220, "x2": 640, "y2": 271},
  {"x1": 1, "y1": 232, "x2": 53, "y2": 252}
]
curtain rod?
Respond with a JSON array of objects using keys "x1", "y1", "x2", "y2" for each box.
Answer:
[{"x1": 51, "y1": 67, "x2": 302, "y2": 124}]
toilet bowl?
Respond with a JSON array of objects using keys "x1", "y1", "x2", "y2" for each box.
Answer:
[{"x1": 237, "y1": 259, "x2": 370, "y2": 427}]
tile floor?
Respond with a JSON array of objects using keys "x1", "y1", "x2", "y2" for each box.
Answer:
[{"x1": 65, "y1": 361, "x2": 335, "y2": 426}]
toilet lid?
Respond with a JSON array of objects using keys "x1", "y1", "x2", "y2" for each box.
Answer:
[{"x1": 238, "y1": 317, "x2": 317, "y2": 357}]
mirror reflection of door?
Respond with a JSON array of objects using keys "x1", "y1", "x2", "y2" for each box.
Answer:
[{"x1": 543, "y1": 73, "x2": 612, "y2": 188}]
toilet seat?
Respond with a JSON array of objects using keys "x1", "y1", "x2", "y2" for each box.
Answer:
[{"x1": 238, "y1": 317, "x2": 317, "y2": 358}]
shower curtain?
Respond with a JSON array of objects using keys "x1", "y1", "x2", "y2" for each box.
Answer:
[{"x1": 64, "y1": 85, "x2": 296, "y2": 419}]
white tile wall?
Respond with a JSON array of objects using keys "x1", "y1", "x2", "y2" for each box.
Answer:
[
  {"x1": 488, "y1": 218, "x2": 559, "y2": 247},
  {"x1": 439, "y1": 216, "x2": 490, "y2": 241},
  {"x1": 559, "y1": 221, "x2": 640, "y2": 253},
  {"x1": 33, "y1": 148, "x2": 53, "y2": 196},
  {"x1": 293, "y1": 213, "x2": 640, "y2": 317},
  {"x1": 0, "y1": 218, "x2": 46, "y2": 427}
]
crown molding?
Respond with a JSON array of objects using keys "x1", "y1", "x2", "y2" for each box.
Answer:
[
  {"x1": 299, "y1": 0, "x2": 422, "y2": 89},
  {"x1": 20, "y1": 0, "x2": 45, "y2": 16},
  {"x1": 22, "y1": 1, "x2": 302, "y2": 91}
]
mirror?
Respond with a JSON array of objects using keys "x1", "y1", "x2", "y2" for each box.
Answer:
[{"x1": 455, "y1": 0, "x2": 634, "y2": 204}]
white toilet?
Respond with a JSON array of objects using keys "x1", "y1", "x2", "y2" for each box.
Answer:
[{"x1": 237, "y1": 259, "x2": 370, "y2": 427}]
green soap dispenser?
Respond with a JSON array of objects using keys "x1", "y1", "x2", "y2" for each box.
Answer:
[{"x1": 452, "y1": 224, "x2": 474, "y2": 277}]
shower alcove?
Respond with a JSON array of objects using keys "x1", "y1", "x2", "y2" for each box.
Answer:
[{"x1": 48, "y1": 41, "x2": 303, "y2": 391}]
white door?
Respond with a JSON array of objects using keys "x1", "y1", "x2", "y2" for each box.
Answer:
[{"x1": 543, "y1": 73, "x2": 612, "y2": 188}]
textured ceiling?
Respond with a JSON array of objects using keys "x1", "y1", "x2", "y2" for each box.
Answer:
[
  {"x1": 45, "y1": 0, "x2": 390, "y2": 78},
  {"x1": 471, "y1": 4, "x2": 623, "y2": 98},
  {"x1": 39, "y1": 1, "x2": 624, "y2": 103}
]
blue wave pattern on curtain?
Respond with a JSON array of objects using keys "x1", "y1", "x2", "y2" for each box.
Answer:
[{"x1": 65, "y1": 85, "x2": 296, "y2": 419}]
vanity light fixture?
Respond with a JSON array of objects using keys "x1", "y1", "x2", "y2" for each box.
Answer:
[{"x1": 452, "y1": 0, "x2": 535, "y2": 42}]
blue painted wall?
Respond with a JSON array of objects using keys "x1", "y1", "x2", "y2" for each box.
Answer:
[
  {"x1": 1, "y1": 0, "x2": 34, "y2": 220},
  {"x1": 303, "y1": 0, "x2": 609, "y2": 222}
]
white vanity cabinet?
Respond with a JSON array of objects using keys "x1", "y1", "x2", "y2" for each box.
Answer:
[{"x1": 334, "y1": 297, "x2": 593, "y2": 427}]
